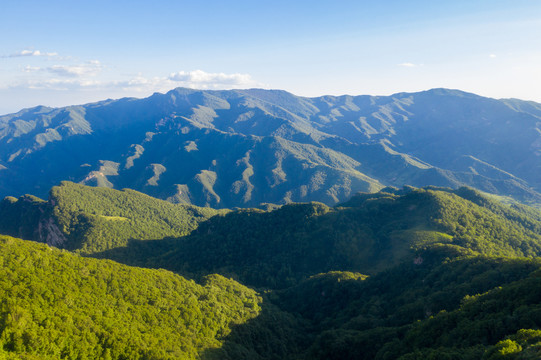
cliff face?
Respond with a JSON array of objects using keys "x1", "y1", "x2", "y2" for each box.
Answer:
[
  {"x1": 0, "y1": 194, "x2": 67, "y2": 248},
  {"x1": 38, "y1": 216, "x2": 67, "y2": 247}
]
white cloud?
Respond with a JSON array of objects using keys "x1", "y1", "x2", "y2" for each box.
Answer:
[
  {"x1": 105, "y1": 69, "x2": 263, "y2": 94},
  {"x1": 116, "y1": 76, "x2": 169, "y2": 93},
  {"x1": 398, "y1": 62, "x2": 417, "y2": 67},
  {"x1": 4, "y1": 68, "x2": 263, "y2": 96},
  {"x1": 4, "y1": 49, "x2": 58, "y2": 58},
  {"x1": 47, "y1": 60, "x2": 103, "y2": 77},
  {"x1": 168, "y1": 70, "x2": 257, "y2": 87},
  {"x1": 489, "y1": 54, "x2": 497, "y2": 58},
  {"x1": 23, "y1": 65, "x2": 41, "y2": 72}
]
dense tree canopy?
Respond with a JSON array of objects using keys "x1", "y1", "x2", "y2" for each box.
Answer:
[
  {"x1": 0, "y1": 235, "x2": 261, "y2": 359},
  {"x1": 1, "y1": 184, "x2": 541, "y2": 359}
]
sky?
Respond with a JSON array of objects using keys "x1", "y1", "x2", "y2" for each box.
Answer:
[{"x1": 1, "y1": 0, "x2": 540, "y2": 114}]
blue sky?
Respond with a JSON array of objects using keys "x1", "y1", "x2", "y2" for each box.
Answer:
[{"x1": 1, "y1": 0, "x2": 540, "y2": 114}]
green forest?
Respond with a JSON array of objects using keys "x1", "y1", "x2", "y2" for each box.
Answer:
[
  {"x1": 1, "y1": 182, "x2": 541, "y2": 359},
  {"x1": 0, "y1": 236, "x2": 261, "y2": 359}
]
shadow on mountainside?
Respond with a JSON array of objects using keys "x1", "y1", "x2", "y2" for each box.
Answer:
[
  {"x1": 90, "y1": 238, "x2": 315, "y2": 359},
  {"x1": 199, "y1": 299, "x2": 312, "y2": 360},
  {"x1": 87, "y1": 237, "x2": 179, "y2": 268},
  {"x1": 88, "y1": 192, "x2": 448, "y2": 289}
]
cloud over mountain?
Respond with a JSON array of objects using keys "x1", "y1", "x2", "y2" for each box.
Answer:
[{"x1": 168, "y1": 70, "x2": 256, "y2": 87}]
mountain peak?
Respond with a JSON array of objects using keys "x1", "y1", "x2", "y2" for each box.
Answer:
[{"x1": 0, "y1": 87, "x2": 539, "y2": 207}]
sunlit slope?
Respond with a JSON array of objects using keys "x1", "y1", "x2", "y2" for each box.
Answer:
[
  {"x1": 2, "y1": 183, "x2": 539, "y2": 287},
  {"x1": 0, "y1": 182, "x2": 225, "y2": 254},
  {"x1": 0, "y1": 184, "x2": 541, "y2": 359},
  {"x1": 0, "y1": 235, "x2": 261, "y2": 360},
  {"x1": 1, "y1": 88, "x2": 539, "y2": 207}
]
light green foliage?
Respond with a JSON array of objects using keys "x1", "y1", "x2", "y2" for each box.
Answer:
[
  {"x1": 0, "y1": 182, "x2": 226, "y2": 255},
  {"x1": 426, "y1": 189, "x2": 541, "y2": 257},
  {"x1": 0, "y1": 235, "x2": 261, "y2": 359},
  {"x1": 490, "y1": 329, "x2": 541, "y2": 359},
  {"x1": 49, "y1": 181, "x2": 226, "y2": 253},
  {"x1": 491, "y1": 339, "x2": 523, "y2": 358},
  {"x1": 1, "y1": 185, "x2": 541, "y2": 359}
]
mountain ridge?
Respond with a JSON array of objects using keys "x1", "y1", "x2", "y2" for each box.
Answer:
[
  {"x1": 1, "y1": 87, "x2": 539, "y2": 208},
  {"x1": 3, "y1": 182, "x2": 540, "y2": 287}
]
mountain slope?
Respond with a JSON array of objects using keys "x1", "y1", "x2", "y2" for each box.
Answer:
[
  {"x1": 0, "y1": 88, "x2": 539, "y2": 207},
  {"x1": 0, "y1": 235, "x2": 261, "y2": 359},
  {"x1": 1, "y1": 184, "x2": 541, "y2": 359},
  {"x1": 3, "y1": 183, "x2": 540, "y2": 288},
  {"x1": 140, "y1": 186, "x2": 541, "y2": 288},
  {"x1": 3, "y1": 235, "x2": 541, "y2": 359},
  {"x1": 0, "y1": 182, "x2": 225, "y2": 254},
  {"x1": 283, "y1": 256, "x2": 541, "y2": 360}
]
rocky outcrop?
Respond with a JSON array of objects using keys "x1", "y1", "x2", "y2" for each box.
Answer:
[{"x1": 39, "y1": 217, "x2": 68, "y2": 247}]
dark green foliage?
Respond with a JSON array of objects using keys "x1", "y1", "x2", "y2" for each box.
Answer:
[
  {"x1": 388, "y1": 267, "x2": 541, "y2": 359},
  {"x1": 0, "y1": 235, "x2": 261, "y2": 359},
  {"x1": 201, "y1": 301, "x2": 311, "y2": 360},
  {"x1": 150, "y1": 202, "x2": 342, "y2": 288},
  {"x1": 145, "y1": 187, "x2": 541, "y2": 289},
  {"x1": 295, "y1": 257, "x2": 541, "y2": 360},
  {"x1": 1, "y1": 184, "x2": 541, "y2": 359},
  {"x1": 0, "y1": 195, "x2": 46, "y2": 241}
]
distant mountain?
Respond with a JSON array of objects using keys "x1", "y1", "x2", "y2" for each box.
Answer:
[{"x1": 1, "y1": 87, "x2": 540, "y2": 207}]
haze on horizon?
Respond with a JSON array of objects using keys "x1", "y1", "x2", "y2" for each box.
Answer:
[{"x1": 1, "y1": 0, "x2": 540, "y2": 115}]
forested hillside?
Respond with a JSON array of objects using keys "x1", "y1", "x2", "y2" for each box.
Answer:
[
  {"x1": 3, "y1": 0, "x2": 541, "y2": 358},
  {"x1": 278, "y1": 256, "x2": 541, "y2": 360},
  {"x1": 1, "y1": 184, "x2": 541, "y2": 359},
  {"x1": 0, "y1": 235, "x2": 261, "y2": 359},
  {"x1": 106, "y1": 185, "x2": 541, "y2": 288},
  {"x1": 2, "y1": 183, "x2": 540, "y2": 284},
  {"x1": 0, "y1": 182, "x2": 225, "y2": 253}
]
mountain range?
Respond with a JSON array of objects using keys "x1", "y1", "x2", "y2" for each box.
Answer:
[
  {"x1": 2, "y1": 87, "x2": 541, "y2": 359},
  {"x1": 1, "y1": 87, "x2": 540, "y2": 208}
]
